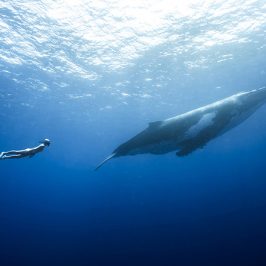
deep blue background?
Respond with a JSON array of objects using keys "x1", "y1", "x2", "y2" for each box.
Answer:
[
  {"x1": 1, "y1": 1, "x2": 266, "y2": 265},
  {"x1": 1, "y1": 80, "x2": 266, "y2": 266}
]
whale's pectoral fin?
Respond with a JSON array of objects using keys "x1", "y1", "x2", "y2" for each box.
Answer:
[
  {"x1": 176, "y1": 130, "x2": 216, "y2": 157},
  {"x1": 176, "y1": 142, "x2": 207, "y2": 157},
  {"x1": 176, "y1": 146, "x2": 198, "y2": 157}
]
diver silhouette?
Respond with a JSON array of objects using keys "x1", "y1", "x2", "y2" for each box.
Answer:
[{"x1": 0, "y1": 139, "x2": 51, "y2": 160}]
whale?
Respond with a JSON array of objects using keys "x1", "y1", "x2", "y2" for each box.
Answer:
[{"x1": 95, "y1": 87, "x2": 266, "y2": 170}]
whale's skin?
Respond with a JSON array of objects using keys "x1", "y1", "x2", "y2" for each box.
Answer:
[{"x1": 95, "y1": 87, "x2": 266, "y2": 170}]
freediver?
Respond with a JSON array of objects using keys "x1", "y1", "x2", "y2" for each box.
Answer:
[{"x1": 0, "y1": 139, "x2": 51, "y2": 160}]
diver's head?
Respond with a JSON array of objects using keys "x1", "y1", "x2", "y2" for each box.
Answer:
[{"x1": 40, "y1": 138, "x2": 51, "y2": 146}]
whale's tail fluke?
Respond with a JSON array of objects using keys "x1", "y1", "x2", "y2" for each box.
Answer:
[{"x1": 95, "y1": 153, "x2": 116, "y2": 170}]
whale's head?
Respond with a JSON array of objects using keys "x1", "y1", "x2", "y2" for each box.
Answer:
[{"x1": 239, "y1": 87, "x2": 266, "y2": 109}]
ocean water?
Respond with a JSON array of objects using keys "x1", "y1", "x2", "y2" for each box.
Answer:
[{"x1": 0, "y1": 0, "x2": 266, "y2": 265}]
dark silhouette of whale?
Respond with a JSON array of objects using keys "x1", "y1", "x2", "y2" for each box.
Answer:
[{"x1": 96, "y1": 87, "x2": 266, "y2": 170}]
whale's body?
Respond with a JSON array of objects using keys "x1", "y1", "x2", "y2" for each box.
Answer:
[{"x1": 96, "y1": 87, "x2": 266, "y2": 170}]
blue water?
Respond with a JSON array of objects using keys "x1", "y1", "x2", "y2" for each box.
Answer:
[{"x1": 1, "y1": 1, "x2": 266, "y2": 265}]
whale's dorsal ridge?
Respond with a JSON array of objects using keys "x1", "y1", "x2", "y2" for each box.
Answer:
[{"x1": 148, "y1": 121, "x2": 162, "y2": 129}]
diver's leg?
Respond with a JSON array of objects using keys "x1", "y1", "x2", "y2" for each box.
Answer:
[
  {"x1": 4, "y1": 150, "x2": 24, "y2": 155},
  {"x1": 1, "y1": 150, "x2": 26, "y2": 158},
  {"x1": 0, "y1": 151, "x2": 10, "y2": 158},
  {"x1": 1, "y1": 154, "x2": 25, "y2": 160}
]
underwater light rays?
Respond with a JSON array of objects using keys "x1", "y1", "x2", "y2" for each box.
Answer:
[{"x1": 0, "y1": 0, "x2": 265, "y2": 91}]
